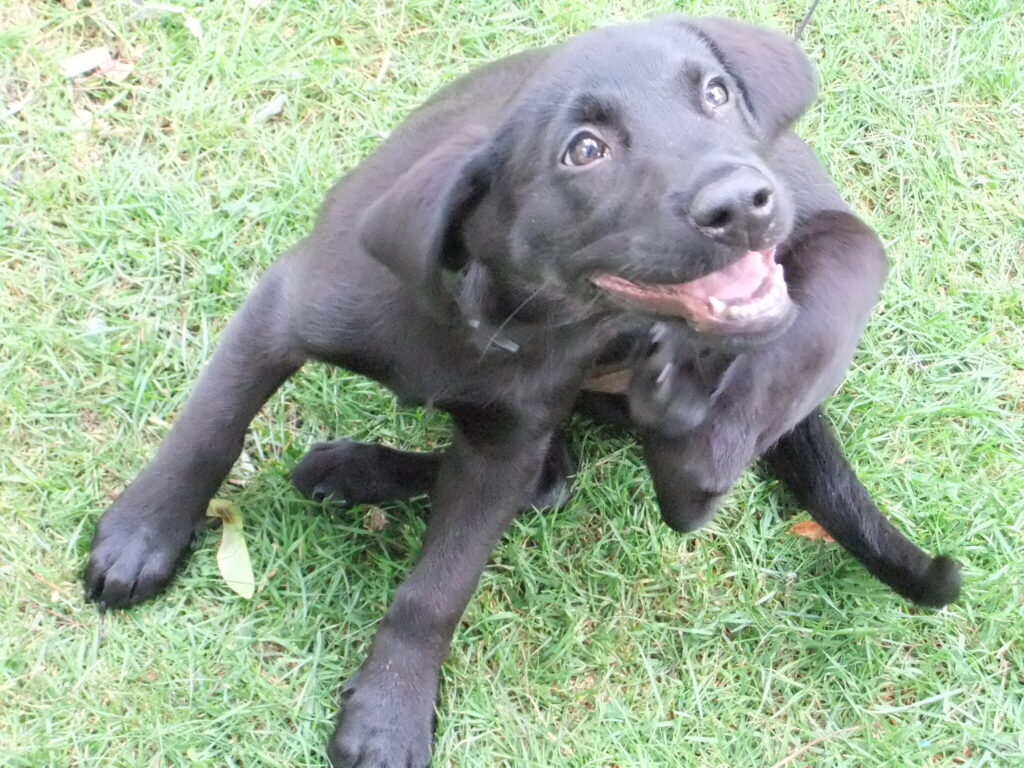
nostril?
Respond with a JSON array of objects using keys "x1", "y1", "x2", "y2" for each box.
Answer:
[
  {"x1": 705, "y1": 207, "x2": 731, "y2": 229},
  {"x1": 751, "y1": 187, "x2": 771, "y2": 209}
]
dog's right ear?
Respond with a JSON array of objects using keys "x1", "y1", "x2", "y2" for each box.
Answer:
[
  {"x1": 682, "y1": 17, "x2": 816, "y2": 137},
  {"x1": 358, "y1": 125, "x2": 494, "y2": 319}
]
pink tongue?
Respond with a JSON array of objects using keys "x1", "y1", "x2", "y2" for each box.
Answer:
[
  {"x1": 590, "y1": 249, "x2": 784, "y2": 327},
  {"x1": 683, "y1": 249, "x2": 767, "y2": 300}
]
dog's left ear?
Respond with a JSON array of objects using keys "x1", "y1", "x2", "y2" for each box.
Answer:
[
  {"x1": 358, "y1": 125, "x2": 493, "y2": 319},
  {"x1": 683, "y1": 17, "x2": 816, "y2": 137}
]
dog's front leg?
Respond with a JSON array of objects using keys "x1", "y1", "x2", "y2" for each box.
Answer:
[
  {"x1": 328, "y1": 422, "x2": 554, "y2": 768},
  {"x1": 85, "y1": 263, "x2": 304, "y2": 607}
]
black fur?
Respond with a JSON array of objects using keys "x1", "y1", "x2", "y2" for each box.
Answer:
[
  {"x1": 83, "y1": 17, "x2": 960, "y2": 768},
  {"x1": 763, "y1": 410, "x2": 962, "y2": 607}
]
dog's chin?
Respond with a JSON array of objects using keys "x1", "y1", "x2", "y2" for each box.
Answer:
[{"x1": 589, "y1": 247, "x2": 795, "y2": 346}]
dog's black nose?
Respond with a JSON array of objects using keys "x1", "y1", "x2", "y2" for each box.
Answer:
[{"x1": 685, "y1": 167, "x2": 775, "y2": 248}]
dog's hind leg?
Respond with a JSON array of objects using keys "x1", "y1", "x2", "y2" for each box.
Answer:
[
  {"x1": 291, "y1": 431, "x2": 575, "y2": 511},
  {"x1": 633, "y1": 211, "x2": 889, "y2": 529},
  {"x1": 763, "y1": 409, "x2": 961, "y2": 607}
]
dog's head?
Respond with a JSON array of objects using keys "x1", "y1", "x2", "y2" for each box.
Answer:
[{"x1": 360, "y1": 17, "x2": 816, "y2": 347}]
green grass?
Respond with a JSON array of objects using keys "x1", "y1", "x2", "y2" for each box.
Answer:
[{"x1": 2, "y1": 0, "x2": 1022, "y2": 766}]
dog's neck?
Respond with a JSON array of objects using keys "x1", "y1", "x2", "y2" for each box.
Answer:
[
  {"x1": 452, "y1": 262, "x2": 576, "y2": 355},
  {"x1": 450, "y1": 261, "x2": 650, "y2": 398}
]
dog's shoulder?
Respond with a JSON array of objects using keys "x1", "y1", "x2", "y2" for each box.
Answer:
[
  {"x1": 314, "y1": 46, "x2": 555, "y2": 235},
  {"x1": 362, "y1": 46, "x2": 556, "y2": 175},
  {"x1": 415, "y1": 47, "x2": 557, "y2": 122}
]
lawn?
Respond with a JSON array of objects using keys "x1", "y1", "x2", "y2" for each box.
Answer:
[{"x1": 1, "y1": 1, "x2": 1022, "y2": 766}]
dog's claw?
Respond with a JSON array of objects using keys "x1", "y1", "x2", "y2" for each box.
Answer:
[
  {"x1": 290, "y1": 440, "x2": 404, "y2": 507},
  {"x1": 85, "y1": 521, "x2": 192, "y2": 608},
  {"x1": 629, "y1": 325, "x2": 711, "y2": 434},
  {"x1": 648, "y1": 322, "x2": 670, "y2": 354},
  {"x1": 84, "y1": 480, "x2": 206, "y2": 609},
  {"x1": 654, "y1": 362, "x2": 675, "y2": 404}
]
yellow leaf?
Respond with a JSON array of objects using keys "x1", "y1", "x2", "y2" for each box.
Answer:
[
  {"x1": 206, "y1": 499, "x2": 254, "y2": 598},
  {"x1": 789, "y1": 520, "x2": 836, "y2": 543},
  {"x1": 207, "y1": 498, "x2": 238, "y2": 526}
]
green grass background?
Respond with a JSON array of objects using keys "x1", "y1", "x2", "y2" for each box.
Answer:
[{"x1": 2, "y1": 1, "x2": 1022, "y2": 766}]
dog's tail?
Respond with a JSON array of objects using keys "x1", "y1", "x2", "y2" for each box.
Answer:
[{"x1": 763, "y1": 408, "x2": 961, "y2": 607}]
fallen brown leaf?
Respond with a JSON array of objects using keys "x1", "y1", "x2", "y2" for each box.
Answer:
[
  {"x1": 789, "y1": 520, "x2": 836, "y2": 542},
  {"x1": 363, "y1": 505, "x2": 389, "y2": 532}
]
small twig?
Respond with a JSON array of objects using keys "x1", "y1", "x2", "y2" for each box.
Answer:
[
  {"x1": 768, "y1": 726, "x2": 860, "y2": 768},
  {"x1": 41, "y1": 606, "x2": 86, "y2": 629}
]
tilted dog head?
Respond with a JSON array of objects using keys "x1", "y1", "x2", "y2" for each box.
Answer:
[{"x1": 360, "y1": 17, "x2": 816, "y2": 347}]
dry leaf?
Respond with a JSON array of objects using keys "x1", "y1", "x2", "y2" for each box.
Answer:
[
  {"x1": 2, "y1": 93, "x2": 33, "y2": 121},
  {"x1": 363, "y1": 505, "x2": 389, "y2": 532},
  {"x1": 100, "y1": 60, "x2": 134, "y2": 84},
  {"x1": 182, "y1": 15, "x2": 203, "y2": 41},
  {"x1": 790, "y1": 520, "x2": 836, "y2": 542},
  {"x1": 227, "y1": 449, "x2": 256, "y2": 487},
  {"x1": 130, "y1": 4, "x2": 203, "y2": 42},
  {"x1": 69, "y1": 107, "x2": 94, "y2": 131},
  {"x1": 251, "y1": 93, "x2": 287, "y2": 123},
  {"x1": 206, "y1": 499, "x2": 255, "y2": 598},
  {"x1": 129, "y1": 3, "x2": 187, "y2": 21},
  {"x1": 59, "y1": 47, "x2": 113, "y2": 78}
]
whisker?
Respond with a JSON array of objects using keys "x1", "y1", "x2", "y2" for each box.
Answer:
[{"x1": 478, "y1": 279, "x2": 551, "y2": 360}]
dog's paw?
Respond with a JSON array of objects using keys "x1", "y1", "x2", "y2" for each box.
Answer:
[
  {"x1": 684, "y1": 414, "x2": 757, "y2": 497},
  {"x1": 290, "y1": 440, "x2": 364, "y2": 504},
  {"x1": 628, "y1": 323, "x2": 710, "y2": 435},
  {"x1": 526, "y1": 434, "x2": 576, "y2": 511},
  {"x1": 910, "y1": 555, "x2": 963, "y2": 608},
  {"x1": 290, "y1": 440, "x2": 434, "y2": 506},
  {"x1": 647, "y1": 406, "x2": 757, "y2": 534},
  {"x1": 655, "y1": 482, "x2": 724, "y2": 533},
  {"x1": 328, "y1": 673, "x2": 434, "y2": 768},
  {"x1": 85, "y1": 496, "x2": 199, "y2": 608}
]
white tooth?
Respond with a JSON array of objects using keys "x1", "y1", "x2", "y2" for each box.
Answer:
[
  {"x1": 727, "y1": 302, "x2": 757, "y2": 320},
  {"x1": 708, "y1": 296, "x2": 727, "y2": 315}
]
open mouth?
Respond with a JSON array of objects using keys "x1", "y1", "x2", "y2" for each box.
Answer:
[{"x1": 590, "y1": 248, "x2": 792, "y2": 334}]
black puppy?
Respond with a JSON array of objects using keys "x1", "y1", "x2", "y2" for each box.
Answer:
[{"x1": 85, "y1": 17, "x2": 960, "y2": 768}]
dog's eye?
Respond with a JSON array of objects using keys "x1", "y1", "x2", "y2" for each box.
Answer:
[
  {"x1": 563, "y1": 132, "x2": 610, "y2": 167},
  {"x1": 704, "y1": 78, "x2": 729, "y2": 109}
]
